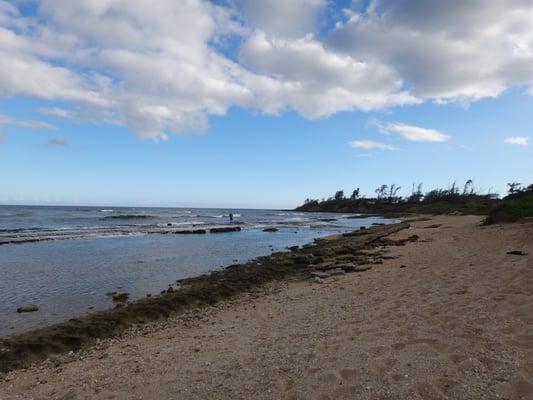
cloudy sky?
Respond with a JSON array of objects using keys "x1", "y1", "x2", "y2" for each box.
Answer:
[{"x1": 1, "y1": 0, "x2": 532, "y2": 207}]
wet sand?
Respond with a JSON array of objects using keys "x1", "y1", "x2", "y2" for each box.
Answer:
[{"x1": 1, "y1": 215, "x2": 531, "y2": 399}]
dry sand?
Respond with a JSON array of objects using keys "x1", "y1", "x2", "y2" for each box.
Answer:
[{"x1": 1, "y1": 215, "x2": 531, "y2": 400}]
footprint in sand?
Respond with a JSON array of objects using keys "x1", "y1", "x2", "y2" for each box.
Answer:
[
  {"x1": 391, "y1": 373, "x2": 405, "y2": 383},
  {"x1": 391, "y1": 338, "x2": 441, "y2": 351},
  {"x1": 512, "y1": 334, "x2": 533, "y2": 349},
  {"x1": 435, "y1": 377, "x2": 459, "y2": 395},
  {"x1": 416, "y1": 382, "x2": 443, "y2": 399},
  {"x1": 280, "y1": 377, "x2": 296, "y2": 392},
  {"x1": 480, "y1": 356, "x2": 506, "y2": 372},
  {"x1": 331, "y1": 384, "x2": 362, "y2": 397},
  {"x1": 448, "y1": 353, "x2": 467, "y2": 364},
  {"x1": 495, "y1": 379, "x2": 533, "y2": 400},
  {"x1": 323, "y1": 368, "x2": 357, "y2": 384},
  {"x1": 314, "y1": 369, "x2": 361, "y2": 400}
]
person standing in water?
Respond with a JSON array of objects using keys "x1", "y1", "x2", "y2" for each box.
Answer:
[{"x1": 229, "y1": 212, "x2": 233, "y2": 223}]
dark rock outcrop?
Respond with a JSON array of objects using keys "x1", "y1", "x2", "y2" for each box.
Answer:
[
  {"x1": 210, "y1": 227, "x2": 242, "y2": 233},
  {"x1": 111, "y1": 293, "x2": 129, "y2": 302}
]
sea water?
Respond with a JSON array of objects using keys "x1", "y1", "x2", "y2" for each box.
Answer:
[{"x1": 0, "y1": 205, "x2": 394, "y2": 336}]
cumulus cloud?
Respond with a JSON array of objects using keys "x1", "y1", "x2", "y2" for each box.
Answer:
[
  {"x1": 379, "y1": 122, "x2": 449, "y2": 142},
  {"x1": 328, "y1": 0, "x2": 533, "y2": 102},
  {"x1": 239, "y1": 34, "x2": 418, "y2": 118},
  {"x1": 350, "y1": 140, "x2": 397, "y2": 151},
  {"x1": 0, "y1": 0, "x2": 532, "y2": 140},
  {"x1": 504, "y1": 136, "x2": 529, "y2": 145}
]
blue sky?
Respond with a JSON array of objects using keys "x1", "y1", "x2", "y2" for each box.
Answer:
[{"x1": 1, "y1": 0, "x2": 532, "y2": 208}]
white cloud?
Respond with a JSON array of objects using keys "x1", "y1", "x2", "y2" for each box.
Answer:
[
  {"x1": 37, "y1": 107, "x2": 75, "y2": 119},
  {"x1": 379, "y1": 122, "x2": 449, "y2": 142},
  {"x1": 0, "y1": 114, "x2": 54, "y2": 129},
  {"x1": 328, "y1": 0, "x2": 533, "y2": 102},
  {"x1": 504, "y1": 136, "x2": 529, "y2": 145},
  {"x1": 350, "y1": 140, "x2": 397, "y2": 151},
  {"x1": 0, "y1": 0, "x2": 532, "y2": 140},
  {"x1": 239, "y1": 33, "x2": 418, "y2": 118}
]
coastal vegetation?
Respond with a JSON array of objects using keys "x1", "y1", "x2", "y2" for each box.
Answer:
[
  {"x1": 484, "y1": 183, "x2": 533, "y2": 224},
  {"x1": 296, "y1": 180, "x2": 533, "y2": 223}
]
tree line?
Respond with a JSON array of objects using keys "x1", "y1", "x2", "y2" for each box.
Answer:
[{"x1": 302, "y1": 179, "x2": 514, "y2": 207}]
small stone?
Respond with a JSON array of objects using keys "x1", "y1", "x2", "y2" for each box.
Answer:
[
  {"x1": 335, "y1": 263, "x2": 356, "y2": 272},
  {"x1": 328, "y1": 268, "x2": 345, "y2": 276},
  {"x1": 424, "y1": 224, "x2": 442, "y2": 229},
  {"x1": 311, "y1": 271, "x2": 330, "y2": 279},
  {"x1": 400, "y1": 264, "x2": 407, "y2": 268},
  {"x1": 507, "y1": 250, "x2": 528, "y2": 256},
  {"x1": 17, "y1": 304, "x2": 39, "y2": 313}
]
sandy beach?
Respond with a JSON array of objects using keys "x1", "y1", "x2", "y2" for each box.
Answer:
[{"x1": 1, "y1": 215, "x2": 531, "y2": 399}]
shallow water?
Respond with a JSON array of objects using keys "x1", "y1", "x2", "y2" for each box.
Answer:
[{"x1": 0, "y1": 206, "x2": 393, "y2": 336}]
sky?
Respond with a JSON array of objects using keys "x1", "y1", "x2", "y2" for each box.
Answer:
[{"x1": 0, "y1": 0, "x2": 532, "y2": 209}]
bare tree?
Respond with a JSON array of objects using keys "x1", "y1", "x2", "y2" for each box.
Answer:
[
  {"x1": 389, "y1": 184, "x2": 401, "y2": 201},
  {"x1": 463, "y1": 179, "x2": 473, "y2": 195},
  {"x1": 375, "y1": 185, "x2": 388, "y2": 200},
  {"x1": 507, "y1": 182, "x2": 522, "y2": 194},
  {"x1": 350, "y1": 188, "x2": 360, "y2": 201}
]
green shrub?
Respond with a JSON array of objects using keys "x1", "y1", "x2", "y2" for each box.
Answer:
[{"x1": 484, "y1": 194, "x2": 533, "y2": 224}]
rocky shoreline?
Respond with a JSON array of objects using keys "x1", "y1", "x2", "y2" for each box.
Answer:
[{"x1": 0, "y1": 222, "x2": 409, "y2": 374}]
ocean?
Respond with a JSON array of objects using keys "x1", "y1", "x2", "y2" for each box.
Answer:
[{"x1": 0, "y1": 205, "x2": 394, "y2": 336}]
